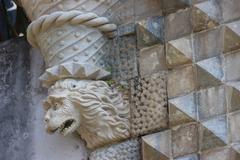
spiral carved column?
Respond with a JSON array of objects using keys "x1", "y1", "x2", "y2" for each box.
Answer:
[{"x1": 20, "y1": 0, "x2": 130, "y2": 149}]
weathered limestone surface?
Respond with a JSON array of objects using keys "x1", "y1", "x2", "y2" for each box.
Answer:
[
  {"x1": 12, "y1": 0, "x2": 240, "y2": 159},
  {"x1": 0, "y1": 38, "x2": 32, "y2": 160}
]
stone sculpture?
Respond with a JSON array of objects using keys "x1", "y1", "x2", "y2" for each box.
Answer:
[
  {"x1": 19, "y1": 0, "x2": 130, "y2": 149},
  {"x1": 43, "y1": 79, "x2": 130, "y2": 149}
]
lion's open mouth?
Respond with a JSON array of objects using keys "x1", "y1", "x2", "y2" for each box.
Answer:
[{"x1": 48, "y1": 119, "x2": 76, "y2": 135}]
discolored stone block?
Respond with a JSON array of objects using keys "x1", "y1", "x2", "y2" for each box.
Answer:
[
  {"x1": 193, "y1": 27, "x2": 224, "y2": 62},
  {"x1": 167, "y1": 65, "x2": 196, "y2": 98},
  {"x1": 161, "y1": 0, "x2": 190, "y2": 15},
  {"x1": 223, "y1": 20, "x2": 240, "y2": 53},
  {"x1": 225, "y1": 83, "x2": 240, "y2": 113},
  {"x1": 197, "y1": 86, "x2": 227, "y2": 121},
  {"x1": 135, "y1": 0, "x2": 163, "y2": 21},
  {"x1": 229, "y1": 111, "x2": 240, "y2": 143},
  {"x1": 89, "y1": 139, "x2": 141, "y2": 160},
  {"x1": 139, "y1": 44, "x2": 167, "y2": 76},
  {"x1": 130, "y1": 72, "x2": 168, "y2": 136},
  {"x1": 142, "y1": 130, "x2": 171, "y2": 160},
  {"x1": 172, "y1": 123, "x2": 199, "y2": 158},
  {"x1": 165, "y1": 8, "x2": 192, "y2": 42},
  {"x1": 192, "y1": 3, "x2": 219, "y2": 33},
  {"x1": 166, "y1": 36, "x2": 193, "y2": 69},
  {"x1": 136, "y1": 16, "x2": 165, "y2": 48},
  {"x1": 223, "y1": 50, "x2": 240, "y2": 82}
]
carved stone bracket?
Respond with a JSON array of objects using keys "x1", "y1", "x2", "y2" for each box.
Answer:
[{"x1": 20, "y1": 0, "x2": 130, "y2": 149}]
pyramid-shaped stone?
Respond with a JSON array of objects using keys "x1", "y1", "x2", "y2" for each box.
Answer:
[
  {"x1": 194, "y1": 1, "x2": 222, "y2": 24},
  {"x1": 224, "y1": 20, "x2": 240, "y2": 53},
  {"x1": 196, "y1": 56, "x2": 223, "y2": 88},
  {"x1": 169, "y1": 93, "x2": 197, "y2": 127},
  {"x1": 166, "y1": 36, "x2": 193, "y2": 69},
  {"x1": 199, "y1": 124, "x2": 226, "y2": 151},
  {"x1": 192, "y1": 4, "x2": 219, "y2": 32},
  {"x1": 136, "y1": 16, "x2": 164, "y2": 48},
  {"x1": 201, "y1": 116, "x2": 228, "y2": 145},
  {"x1": 142, "y1": 130, "x2": 171, "y2": 160}
]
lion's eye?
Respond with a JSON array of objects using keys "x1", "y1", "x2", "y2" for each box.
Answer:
[{"x1": 52, "y1": 103, "x2": 59, "y2": 111}]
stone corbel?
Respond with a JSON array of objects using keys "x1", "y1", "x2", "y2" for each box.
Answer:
[{"x1": 20, "y1": 0, "x2": 130, "y2": 149}]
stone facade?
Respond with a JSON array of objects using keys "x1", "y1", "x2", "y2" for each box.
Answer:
[{"x1": 2, "y1": 0, "x2": 240, "y2": 159}]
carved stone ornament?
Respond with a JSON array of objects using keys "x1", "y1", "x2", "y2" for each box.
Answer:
[
  {"x1": 20, "y1": 0, "x2": 130, "y2": 149},
  {"x1": 43, "y1": 79, "x2": 130, "y2": 149}
]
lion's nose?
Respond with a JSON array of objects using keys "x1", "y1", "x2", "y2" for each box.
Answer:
[
  {"x1": 44, "y1": 112, "x2": 51, "y2": 123},
  {"x1": 44, "y1": 117, "x2": 49, "y2": 123}
]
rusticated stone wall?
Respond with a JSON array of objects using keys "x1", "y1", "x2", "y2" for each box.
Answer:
[{"x1": 91, "y1": 0, "x2": 240, "y2": 159}]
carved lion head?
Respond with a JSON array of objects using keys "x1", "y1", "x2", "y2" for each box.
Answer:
[{"x1": 43, "y1": 79, "x2": 130, "y2": 149}]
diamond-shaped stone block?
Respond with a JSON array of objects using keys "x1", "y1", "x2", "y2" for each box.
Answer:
[
  {"x1": 142, "y1": 130, "x2": 171, "y2": 160},
  {"x1": 192, "y1": 3, "x2": 219, "y2": 32},
  {"x1": 167, "y1": 65, "x2": 196, "y2": 98},
  {"x1": 166, "y1": 36, "x2": 193, "y2": 69},
  {"x1": 193, "y1": 27, "x2": 223, "y2": 62},
  {"x1": 224, "y1": 20, "x2": 240, "y2": 53},
  {"x1": 197, "y1": 86, "x2": 227, "y2": 121},
  {"x1": 172, "y1": 123, "x2": 199, "y2": 158},
  {"x1": 136, "y1": 16, "x2": 165, "y2": 48},
  {"x1": 139, "y1": 44, "x2": 167, "y2": 76},
  {"x1": 196, "y1": 56, "x2": 223, "y2": 88},
  {"x1": 165, "y1": 8, "x2": 192, "y2": 42},
  {"x1": 199, "y1": 116, "x2": 228, "y2": 151},
  {"x1": 169, "y1": 92, "x2": 197, "y2": 127}
]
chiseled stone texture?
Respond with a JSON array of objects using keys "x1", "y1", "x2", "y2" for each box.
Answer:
[
  {"x1": 111, "y1": 35, "x2": 138, "y2": 81},
  {"x1": 105, "y1": 0, "x2": 134, "y2": 26},
  {"x1": 89, "y1": 139, "x2": 140, "y2": 160},
  {"x1": 130, "y1": 72, "x2": 168, "y2": 137}
]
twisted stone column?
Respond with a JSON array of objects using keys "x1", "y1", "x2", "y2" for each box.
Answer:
[{"x1": 20, "y1": 0, "x2": 130, "y2": 149}]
